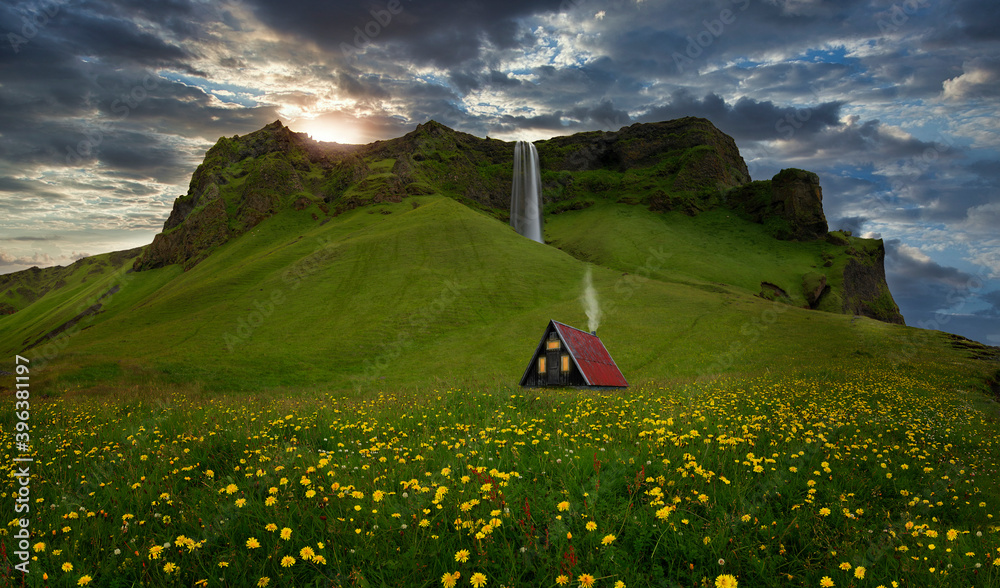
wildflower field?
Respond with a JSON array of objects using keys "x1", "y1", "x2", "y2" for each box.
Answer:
[{"x1": 3, "y1": 365, "x2": 999, "y2": 587}]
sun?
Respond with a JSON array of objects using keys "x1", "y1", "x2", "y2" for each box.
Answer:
[{"x1": 294, "y1": 119, "x2": 360, "y2": 145}]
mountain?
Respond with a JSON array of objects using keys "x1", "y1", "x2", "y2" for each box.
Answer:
[
  {"x1": 3, "y1": 118, "x2": 993, "y2": 394},
  {"x1": 127, "y1": 118, "x2": 899, "y2": 322}
]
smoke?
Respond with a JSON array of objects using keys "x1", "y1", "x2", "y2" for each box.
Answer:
[{"x1": 581, "y1": 265, "x2": 601, "y2": 333}]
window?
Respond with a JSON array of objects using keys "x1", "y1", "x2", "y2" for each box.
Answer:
[
  {"x1": 561, "y1": 355, "x2": 570, "y2": 372},
  {"x1": 538, "y1": 356, "x2": 546, "y2": 373},
  {"x1": 547, "y1": 339, "x2": 560, "y2": 350}
]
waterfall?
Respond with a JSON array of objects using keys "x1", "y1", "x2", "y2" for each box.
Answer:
[{"x1": 510, "y1": 140, "x2": 544, "y2": 243}]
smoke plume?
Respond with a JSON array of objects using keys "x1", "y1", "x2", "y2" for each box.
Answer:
[{"x1": 581, "y1": 266, "x2": 601, "y2": 333}]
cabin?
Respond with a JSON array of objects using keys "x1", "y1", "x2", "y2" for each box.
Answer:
[{"x1": 519, "y1": 320, "x2": 628, "y2": 388}]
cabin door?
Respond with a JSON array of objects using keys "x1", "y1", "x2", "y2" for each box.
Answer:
[{"x1": 546, "y1": 349, "x2": 560, "y2": 384}]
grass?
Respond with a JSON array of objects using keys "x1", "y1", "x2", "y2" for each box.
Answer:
[
  {"x1": 1, "y1": 145, "x2": 998, "y2": 586},
  {"x1": 2, "y1": 365, "x2": 998, "y2": 587}
]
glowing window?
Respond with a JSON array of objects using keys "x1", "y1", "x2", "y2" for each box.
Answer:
[
  {"x1": 538, "y1": 356, "x2": 546, "y2": 373},
  {"x1": 561, "y1": 355, "x2": 570, "y2": 372},
  {"x1": 547, "y1": 339, "x2": 560, "y2": 350}
]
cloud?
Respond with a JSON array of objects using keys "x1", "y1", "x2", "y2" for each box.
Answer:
[
  {"x1": 0, "y1": 250, "x2": 56, "y2": 268},
  {"x1": 637, "y1": 90, "x2": 843, "y2": 142},
  {"x1": 942, "y1": 57, "x2": 1000, "y2": 101}
]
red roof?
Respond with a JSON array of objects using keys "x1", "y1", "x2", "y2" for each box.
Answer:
[{"x1": 552, "y1": 321, "x2": 628, "y2": 387}]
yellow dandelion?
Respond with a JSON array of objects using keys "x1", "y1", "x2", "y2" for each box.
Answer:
[
  {"x1": 246, "y1": 537, "x2": 261, "y2": 549},
  {"x1": 265, "y1": 523, "x2": 277, "y2": 532},
  {"x1": 602, "y1": 534, "x2": 616, "y2": 545},
  {"x1": 163, "y1": 562, "x2": 178, "y2": 573},
  {"x1": 455, "y1": 549, "x2": 470, "y2": 563},
  {"x1": 470, "y1": 572, "x2": 487, "y2": 587},
  {"x1": 62, "y1": 562, "x2": 73, "y2": 572},
  {"x1": 579, "y1": 574, "x2": 596, "y2": 588},
  {"x1": 854, "y1": 567, "x2": 866, "y2": 579},
  {"x1": 715, "y1": 574, "x2": 738, "y2": 588},
  {"x1": 280, "y1": 527, "x2": 292, "y2": 540},
  {"x1": 586, "y1": 521, "x2": 598, "y2": 531},
  {"x1": 556, "y1": 575, "x2": 569, "y2": 586},
  {"x1": 77, "y1": 576, "x2": 92, "y2": 586},
  {"x1": 820, "y1": 577, "x2": 834, "y2": 587},
  {"x1": 257, "y1": 578, "x2": 270, "y2": 587},
  {"x1": 280, "y1": 555, "x2": 295, "y2": 568}
]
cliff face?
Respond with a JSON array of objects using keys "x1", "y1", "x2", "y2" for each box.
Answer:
[
  {"x1": 133, "y1": 122, "x2": 356, "y2": 270},
  {"x1": 841, "y1": 241, "x2": 905, "y2": 324}
]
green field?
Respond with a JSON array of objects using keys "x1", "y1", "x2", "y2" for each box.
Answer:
[{"x1": 2, "y1": 121, "x2": 999, "y2": 586}]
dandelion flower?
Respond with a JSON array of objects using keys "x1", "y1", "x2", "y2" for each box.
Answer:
[
  {"x1": 280, "y1": 527, "x2": 292, "y2": 540},
  {"x1": 148, "y1": 546, "x2": 163, "y2": 560},
  {"x1": 556, "y1": 575, "x2": 569, "y2": 586},
  {"x1": 715, "y1": 575, "x2": 738, "y2": 588},
  {"x1": 442, "y1": 572, "x2": 459, "y2": 588},
  {"x1": 947, "y1": 529, "x2": 958, "y2": 541},
  {"x1": 77, "y1": 576, "x2": 92, "y2": 586},
  {"x1": 62, "y1": 563, "x2": 73, "y2": 572},
  {"x1": 586, "y1": 521, "x2": 597, "y2": 531},
  {"x1": 614, "y1": 582, "x2": 626, "y2": 588},
  {"x1": 839, "y1": 563, "x2": 851, "y2": 571},
  {"x1": 246, "y1": 537, "x2": 261, "y2": 549},
  {"x1": 257, "y1": 578, "x2": 270, "y2": 587},
  {"x1": 300, "y1": 546, "x2": 315, "y2": 560},
  {"x1": 470, "y1": 572, "x2": 487, "y2": 587},
  {"x1": 820, "y1": 577, "x2": 834, "y2": 587},
  {"x1": 579, "y1": 574, "x2": 596, "y2": 588},
  {"x1": 602, "y1": 534, "x2": 616, "y2": 545},
  {"x1": 265, "y1": 523, "x2": 277, "y2": 532},
  {"x1": 163, "y1": 562, "x2": 177, "y2": 573},
  {"x1": 455, "y1": 549, "x2": 470, "y2": 563},
  {"x1": 280, "y1": 555, "x2": 295, "y2": 568},
  {"x1": 854, "y1": 567, "x2": 866, "y2": 579},
  {"x1": 557, "y1": 501, "x2": 570, "y2": 512}
]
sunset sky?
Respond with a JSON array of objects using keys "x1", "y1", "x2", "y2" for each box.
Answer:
[{"x1": 1, "y1": 0, "x2": 998, "y2": 343}]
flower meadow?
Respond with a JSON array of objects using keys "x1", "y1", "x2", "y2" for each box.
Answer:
[{"x1": 2, "y1": 367, "x2": 999, "y2": 587}]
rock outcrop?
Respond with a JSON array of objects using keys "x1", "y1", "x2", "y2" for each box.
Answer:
[
  {"x1": 726, "y1": 168, "x2": 828, "y2": 241},
  {"x1": 842, "y1": 241, "x2": 905, "y2": 324}
]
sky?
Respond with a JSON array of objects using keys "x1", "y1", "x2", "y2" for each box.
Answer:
[{"x1": 0, "y1": 0, "x2": 998, "y2": 345}]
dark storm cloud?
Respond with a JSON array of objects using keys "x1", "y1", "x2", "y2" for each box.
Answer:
[
  {"x1": 0, "y1": 235, "x2": 62, "y2": 242},
  {"x1": 245, "y1": 0, "x2": 546, "y2": 67},
  {"x1": 979, "y1": 290, "x2": 1000, "y2": 317},
  {"x1": 830, "y1": 216, "x2": 868, "y2": 234},
  {"x1": 882, "y1": 239, "x2": 999, "y2": 342},
  {"x1": 636, "y1": 90, "x2": 842, "y2": 142},
  {"x1": 885, "y1": 239, "x2": 979, "y2": 291}
]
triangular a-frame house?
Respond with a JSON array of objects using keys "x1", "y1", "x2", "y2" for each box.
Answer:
[{"x1": 519, "y1": 320, "x2": 628, "y2": 388}]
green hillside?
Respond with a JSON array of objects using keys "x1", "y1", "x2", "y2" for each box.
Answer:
[
  {"x1": 0, "y1": 117, "x2": 994, "y2": 396},
  {"x1": 0, "y1": 194, "x2": 995, "y2": 396}
]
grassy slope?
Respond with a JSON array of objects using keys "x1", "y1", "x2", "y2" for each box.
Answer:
[{"x1": 2, "y1": 196, "x2": 995, "y2": 397}]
